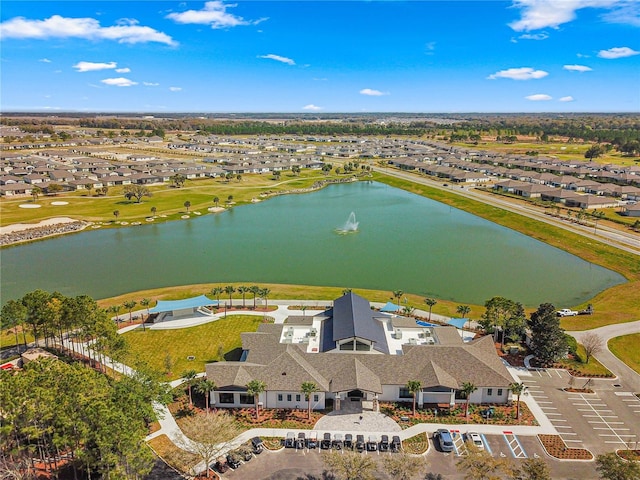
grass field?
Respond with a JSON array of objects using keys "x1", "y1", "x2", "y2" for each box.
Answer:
[
  {"x1": 0, "y1": 169, "x2": 341, "y2": 227},
  {"x1": 122, "y1": 315, "x2": 264, "y2": 380},
  {"x1": 608, "y1": 333, "x2": 640, "y2": 375}
]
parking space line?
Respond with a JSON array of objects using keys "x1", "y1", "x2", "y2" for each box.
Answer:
[
  {"x1": 480, "y1": 434, "x2": 492, "y2": 456},
  {"x1": 541, "y1": 407, "x2": 558, "y2": 410},
  {"x1": 605, "y1": 441, "x2": 629, "y2": 444},
  {"x1": 555, "y1": 370, "x2": 563, "y2": 378},
  {"x1": 564, "y1": 440, "x2": 584, "y2": 443},
  {"x1": 577, "y1": 393, "x2": 631, "y2": 444},
  {"x1": 555, "y1": 426, "x2": 573, "y2": 429},
  {"x1": 560, "y1": 432, "x2": 577, "y2": 435},
  {"x1": 450, "y1": 430, "x2": 467, "y2": 457},
  {"x1": 551, "y1": 419, "x2": 567, "y2": 422},
  {"x1": 502, "y1": 431, "x2": 527, "y2": 459}
]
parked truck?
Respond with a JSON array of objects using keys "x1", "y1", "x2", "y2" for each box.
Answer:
[{"x1": 557, "y1": 308, "x2": 578, "y2": 317}]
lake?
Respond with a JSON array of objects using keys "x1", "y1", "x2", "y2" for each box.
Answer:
[{"x1": 0, "y1": 181, "x2": 624, "y2": 306}]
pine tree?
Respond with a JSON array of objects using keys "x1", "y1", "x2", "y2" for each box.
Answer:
[{"x1": 528, "y1": 303, "x2": 568, "y2": 367}]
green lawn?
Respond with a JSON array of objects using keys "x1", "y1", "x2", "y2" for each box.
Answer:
[
  {"x1": 608, "y1": 333, "x2": 640, "y2": 375},
  {"x1": 122, "y1": 315, "x2": 264, "y2": 380},
  {"x1": 557, "y1": 343, "x2": 613, "y2": 377}
]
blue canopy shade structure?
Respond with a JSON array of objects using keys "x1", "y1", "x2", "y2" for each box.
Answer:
[
  {"x1": 447, "y1": 318, "x2": 468, "y2": 329},
  {"x1": 379, "y1": 301, "x2": 400, "y2": 313},
  {"x1": 149, "y1": 295, "x2": 217, "y2": 313},
  {"x1": 415, "y1": 320, "x2": 438, "y2": 327}
]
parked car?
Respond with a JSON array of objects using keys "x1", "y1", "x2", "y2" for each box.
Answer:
[
  {"x1": 333, "y1": 433, "x2": 343, "y2": 450},
  {"x1": 434, "y1": 429, "x2": 454, "y2": 452},
  {"x1": 285, "y1": 432, "x2": 296, "y2": 448},
  {"x1": 296, "y1": 432, "x2": 306, "y2": 449},
  {"x1": 557, "y1": 308, "x2": 578, "y2": 317},
  {"x1": 213, "y1": 457, "x2": 229, "y2": 473},
  {"x1": 321, "y1": 433, "x2": 332, "y2": 450},
  {"x1": 466, "y1": 431, "x2": 484, "y2": 451},
  {"x1": 391, "y1": 435, "x2": 401, "y2": 452},
  {"x1": 379, "y1": 435, "x2": 390, "y2": 452},
  {"x1": 356, "y1": 435, "x2": 365, "y2": 452},
  {"x1": 251, "y1": 437, "x2": 264, "y2": 454},
  {"x1": 226, "y1": 453, "x2": 241, "y2": 469},
  {"x1": 480, "y1": 407, "x2": 494, "y2": 419},
  {"x1": 307, "y1": 431, "x2": 318, "y2": 449},
  {"x1": 344, "y1": 433, "x2": 353, "y2": 450},
  {"x1": 366, "y1": 435, "x2": 378, "y2": 451},
  {"x1": 237, "y1": 446, "x2": 253, "y2": 462}
]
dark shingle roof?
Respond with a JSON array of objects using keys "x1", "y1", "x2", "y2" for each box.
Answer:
[{"x1": 330, "y1": 293, "x2": 389, "y2": 354}]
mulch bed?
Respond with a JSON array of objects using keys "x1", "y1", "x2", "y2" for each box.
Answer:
[
  {"x1": 617, "y1": 449, "x2": 640, "y2": 461},
  {"x1": 563, "y1": 387, "x2": 595, "y2": 394},
  {"x1": 381, "y1": 401, "x2": 538, "y2": 428},
  {"x1": 403, "y1": 432, "x2": 429, "y2": 454},
  {"x1": 538, "y1": 434, "x2": 593, "y2": 460}
]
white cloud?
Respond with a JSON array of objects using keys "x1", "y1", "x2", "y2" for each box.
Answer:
[
  {"x1": 166, "y1": 1, "x2": 265, "y2": 29},
  {"x1": 169, "y1": 86, "x2": 182, "y2": 92},
  {"x1": 598, "y1": 46, "x2": 640, "y2": 59},
  {"x1": 101, "y1": 77, "x2": 137, "y2": 87},
  {"x1": 518, "y1": 32, "x2": 549, "y2": 40},
  {"x1": 303, "y1": 104, "x2": 322, "y2": 111},
  {"x1": 508, "y1": 0, "x2": 633, "y2": 31},
  {"x1": 73, "y1": 61, "x2": 117, "y2": 72},
  {"x1": 39, "y1": 58, "x2": 51, "y2": 63},
  {"x1": 0, "y1": 15, "x2": 176, "y2": 45},
  {"x1": 425, "y1": 41, "x2": 436, "y2": 54},
  {"x1": 563, "y1": 64, "x2": 592, "y2": 72},
  {"x1": 143, "y1": 82, "x2": 159, "y2": 86},
  {"x1": 487, "y1": 67, "x2": 548, "y2": 80},
  {"x1": 559, "y1": 96, "x2": 575, "y2": 102},
  {"x1": 360, "y1": 88, "x2": 388, "y2": 96},
  {"x1": 115, "y1": 67, "x2": 130, "y2": 73},
  {"x1": 259, "y1": 54, "x2": 295, "y2": 65},
  {"x1": 525, "y1": 93, "x2": 552, "y2": 101}
]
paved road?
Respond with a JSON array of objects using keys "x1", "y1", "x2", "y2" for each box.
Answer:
[
  {"x1": 568, "y1": 320, "x2": 640, "y2": 393},
  {"x1": 371, "y1": 166, "x2": 640, "y2": 255}
]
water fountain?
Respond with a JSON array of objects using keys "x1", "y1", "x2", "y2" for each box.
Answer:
[{"x1": 336, "y1": 212, "x2": 359, "y2": 234}]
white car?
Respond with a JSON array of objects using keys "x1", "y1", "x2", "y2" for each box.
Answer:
[
  {"x1": 557, "y1": 308, "x2": 578, "y2": 317},
  {"x1": 467, "y1": 432, "x2": 484, "y2": 450}
]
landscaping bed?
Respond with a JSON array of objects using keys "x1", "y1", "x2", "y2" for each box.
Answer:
[
  {"x1": 403, "y1": 433, "x2": 429, "y2": 455},
  {"x1": 147, "y1": 434, "x2": 200, "y2": 476},
  {"x1": 261, "y1": 437, "x2": 285, "y2": 450},
  {"x1": 537, "y1": 434, "x2": 593, "y2": 460},
  {"x1": 381, "y1": 402, "x2": 538, "y2": 428},
  {"x1": 233, "y1": 407, "x2": 325, "y2": 429},
  {"x1": 617, "y1": 449, "x2": 640, "y2": 462},
  {"x1": 287, "y1": 305, "x2": 330, "y2": 310}
]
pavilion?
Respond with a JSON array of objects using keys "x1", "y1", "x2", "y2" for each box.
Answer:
[{"x1": 149, "y1": 295, "x2": 218, "y2": 324}]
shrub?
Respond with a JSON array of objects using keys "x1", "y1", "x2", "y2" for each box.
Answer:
[{"x1": 565, "y1": 334, "x2": 578, "y2": 357}]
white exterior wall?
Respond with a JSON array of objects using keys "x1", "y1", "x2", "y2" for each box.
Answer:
[
  {"x1": 212, "y1": 391, "x2": 256, "y2": 409},
  {"x1": 478, "y1": 387, "x2": 509, "y2": 404},
  {"x1": 267, "y1": 391, "x2": 326, "y2": 410}
]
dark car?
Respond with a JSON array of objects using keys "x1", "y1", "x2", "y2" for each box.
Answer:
[
  {"x1": 356, "y1": 435, "x2": 365, "y2": 452},
  {"x1": 307, "y1": 431, "x2": 318, "y2": 449},
  {"x1": 321, "y1": 432, "x2": 332, "y2": 449},
  {"x1": 296, "y1": 432, "x2": 306, "y2": 450},
  {"x1": 391, "y1": 435, "x2": 401, "y2": 452},
  {"x1": 213, "y1": 457, "x2": 229, "y2": 473},
  {"x1": 285, "y1": 432, "x2": 296, "y2": 448},
  {"x1": 379, "y1": 435, "x2": 389, "y2": 452},
  {"x1": 434, "y1": 429, "x2": 454, "y2": 452},
  {"x1": 344, "y1": 433, "x2": 353, "y2": 449},
  {"x1": 251, "y1": 436, "x2": 264, "y2": 454},
  {"x1": 226, "y1": 453, "x2": 241, "y2": 469}
]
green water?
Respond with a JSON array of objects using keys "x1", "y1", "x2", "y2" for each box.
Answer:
[{"x1": 0, "y1": 182, "x2": 624, "y2": 306}]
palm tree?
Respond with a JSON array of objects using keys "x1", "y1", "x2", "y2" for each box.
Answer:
[
  {"x1": 510, "y1": 382, "x2": 526, "y2": 419},
  {"x1": 456, "y1": 305, "x2": 471, "y2": 330},
  {"x1": 140, "y1": 298, "x2": 151, "y2": 331},
  {"x1": 342, "y1": 288, "x2": 353, "y2": 296},
  {"x1": 182, "y1": 369, "x2": 198, "y2": 406},
  {"x1": 123, "y1": 300, "x2": 137, "y2": 323},
  {"x1": 246, "y1": 379, "x2": 266, "y2": 420},
  {"x1": 461, "y1": 382, "x2": 477, "y2": 418},
  {"x1": 184, "y1": 200, "x2": 191, "y2": 212},
  {"x1": 392, "y1": 290, "x2": 403, "y2": 308},
  {"x1": 113, "y1": 210, "x2": 120, "y2": 221},
  {"x1": 211, "y1": 287, "x2": 223, "y2": 304},
  {"x1": 301, "y1": 381, "x2": 318, "y2": 420},
  {"x1": 424, "y1": 298, "x2": 437, "y2": 322},
  {"x1": 213, "y1": 196, "x2": 219, "y2": 208},
  {"x1": 224, "y1": 285, "x2": 235, "y2": 307},
  {"x1": 227, "y1": 194, "x2": 233, "y2": 204},
  {"x1": 31, "y1": 186, "x2": 42, "y2": 202},
  {"x1": 237, "y1": 286, "x2": 249, "y2": 308},
  {"x1": 195, "y1": 379, "x2": 216, "y2": 415},
  {"x1": 259, "y1": 288, "x2": 271, "y2": 311},
  {"x1": 250, "y1": 285, "x2": 260, "y2": 309},
  {"x1": 406, "y1": 380, "x2": 422, "y2": 416},
  {"x1": 150, "y1": 206, "x2": 157, "y2": 216}
]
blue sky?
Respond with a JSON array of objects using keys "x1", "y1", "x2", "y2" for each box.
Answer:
[{"x1": 1, "y1": 1, "x2": 638, "y2": 113}]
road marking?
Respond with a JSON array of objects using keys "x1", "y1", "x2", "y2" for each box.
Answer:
[
  {"x1": 564, "y1": 440, "x2": 584, "y2": 443},
  {"x1": 544, "y1": 413, "x2": 562, "y2": 416},
  {"x1": 615, "y1": 392, "x2": 634, "y2": 396},
  {"x1": 551, "y1": 419, "x2": 568, "y2": 422},
  {"x1": 605, "y1": 441, "x2": 629, "y2": 444},
  {"x1": 560, "y1": 432, "x2": 578, "y2": 435},
  {"x1": 502, "y1": 432, "x2": 527, "y2": 458},
  {"x1": 541, "y1": 407, "x2": 558, "y2": 410},
  {"x1": 537, "y1": 401, "x2": 553, "y2": 404},
  {"x1": 480, "y1": 434, "x2": 493, "y2": 456},
  {"x1": 555, "y1": 370, "x2": 563, "y2": 378},
  {"x1": 555, "y1": 426, "x2": 573, "y2": 429}
]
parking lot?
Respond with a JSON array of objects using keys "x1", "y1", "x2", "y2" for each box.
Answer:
[{"x1": 522, "y1": 368, "x2": 640, "y2": 454}]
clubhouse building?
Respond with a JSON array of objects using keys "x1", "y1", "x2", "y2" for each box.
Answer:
[{"x1": 205, "y1": 292, "x2": 513, "y2": 412}]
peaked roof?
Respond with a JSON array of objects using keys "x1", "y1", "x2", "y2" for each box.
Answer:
[
  {"x1": 330, "y1": 358, "x2": 383, "y2": 394},
  {"x1": 330, "y1": 292, "x2": 390, "y2": 354},
  {"x1": 149, "y1": 294, "x2": 217, "y2": 313}
]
